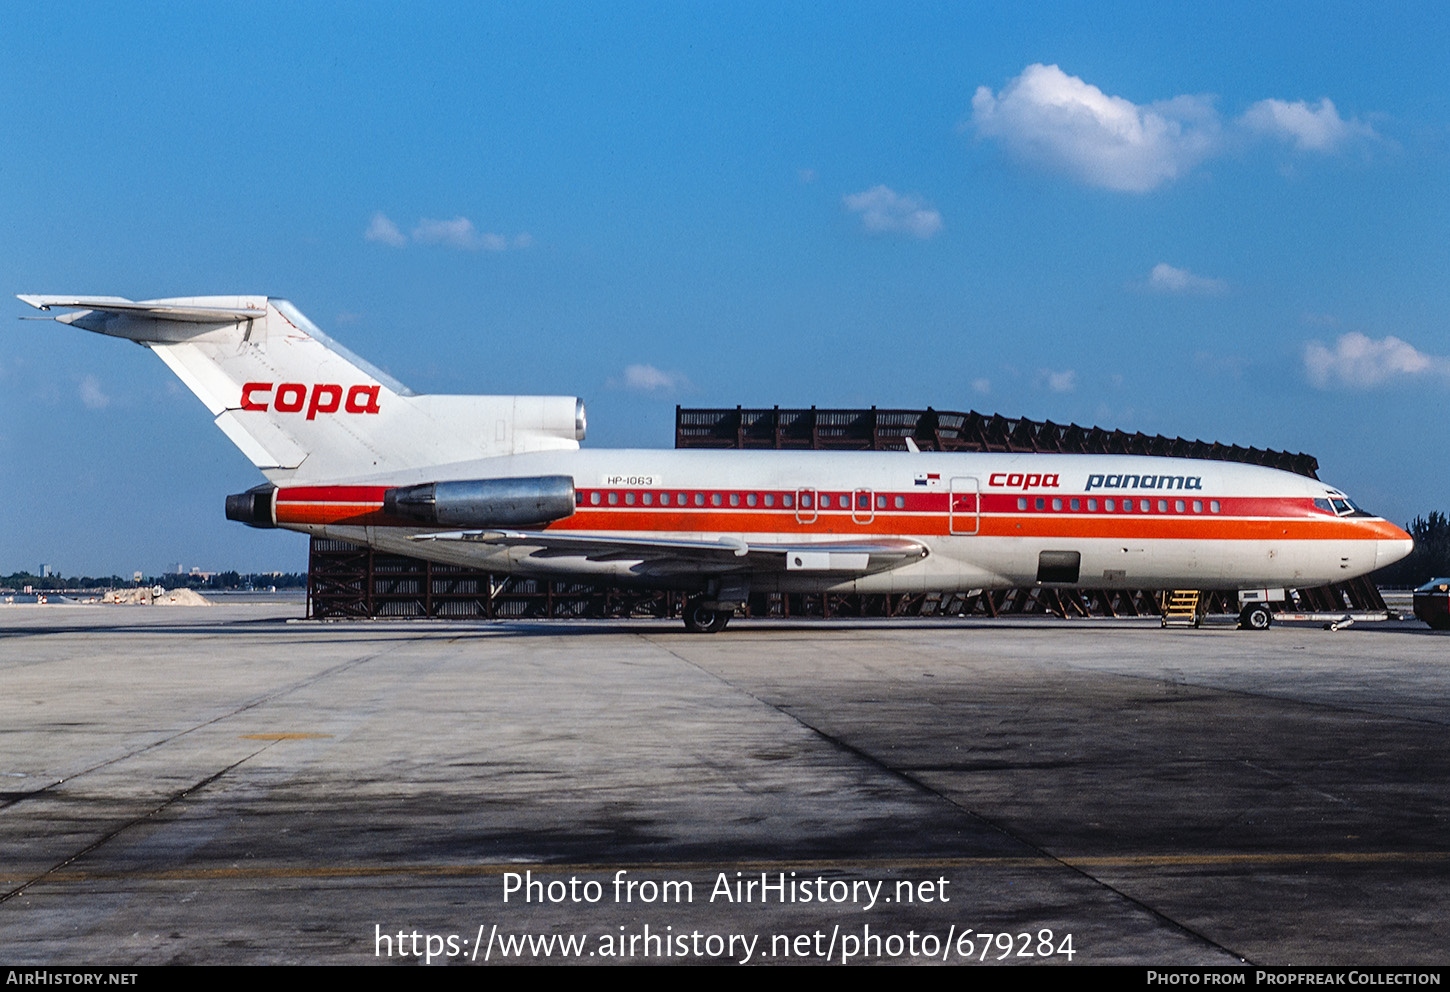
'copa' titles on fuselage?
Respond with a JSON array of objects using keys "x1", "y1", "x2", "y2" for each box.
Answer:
[{"x1": 987, "y1": 472, "x2": 1061, "y2": 490}]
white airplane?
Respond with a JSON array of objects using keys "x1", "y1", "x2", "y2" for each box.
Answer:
[{"x1": 21, "y1": 294, "x2": 1413, "y2": 632}]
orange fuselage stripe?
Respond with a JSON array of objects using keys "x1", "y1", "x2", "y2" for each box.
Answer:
[{"x1": 272, "y1": 486, "x2": 1403, "y2": 541}]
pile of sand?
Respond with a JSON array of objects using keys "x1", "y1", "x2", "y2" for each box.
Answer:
[{"x1": 108, "y1": 587, "x2": 212, "y2": 606}]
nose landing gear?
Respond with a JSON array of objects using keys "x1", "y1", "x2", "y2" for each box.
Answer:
[{"x1": 1238, "y1": 603, "x2": 1273, "y2": 630}]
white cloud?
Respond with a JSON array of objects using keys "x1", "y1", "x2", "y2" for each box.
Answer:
[
  {"x1": 413, "y1": 217, "x2": 482, "y2": 250},
  {"x1": 79, "y1": 374, "x2": 109, "y2": 410},
  {"x1": 1304, "y1": 333, "x2": 1450, "y2": 389},
  {"x1": 970, "y1": 377, "x2": 991, "y2": 395},
  {"x1": 612, "y1": 364, "x2": 692, "y2": 394},
  {"x1": 479, "y1": 232, "x2": 533, "y2": 251},
  {"x1": 364, "y1": 212, "x2": 407, "y2": 247},
  {"x1": 842, "y1": 185, "x2": 943, "y2": 239},
  {"x1": 970, "y1": 65, "x2": 1377, "y2": 192},
  {"x1": 970, "y1": 63, "x2": 1220, "y2": 193},
  {"x1": 369, "y1": 214, "x2": 532, "y2": 251},
  {"x1": 1037, "y1": 369, "x2": 1077, "y2": 393},
  {"x1": 1146, "y1": 262, "x2": 1228, "y2": 295},
  {"x1": 1240, "y1": 98, "x2": 1375, "y2": 152}
]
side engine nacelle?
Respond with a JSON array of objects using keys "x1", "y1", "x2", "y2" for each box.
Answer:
[
  {"x1": 383, "y1": 476, "x2": 576, "y2": 528},
  {"x1": 224, "y1": 475, "x2": 577, "y2": 530}
]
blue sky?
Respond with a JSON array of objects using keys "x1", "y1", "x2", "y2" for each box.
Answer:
[{"x1": 3, "y1": 2, "x2": 1448, "y2": 576}]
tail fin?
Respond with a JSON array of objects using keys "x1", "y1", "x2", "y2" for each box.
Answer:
[{"x1": 18, "y1": 295, "x2": 585, "y2": 483}]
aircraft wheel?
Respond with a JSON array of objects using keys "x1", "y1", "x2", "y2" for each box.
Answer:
[
  {"x1": 1239, "y1": 604, "x2": 1273, "y2": 631},
  {"x1": 683, "y1": 600, "x2": 730, "y2": 633}
]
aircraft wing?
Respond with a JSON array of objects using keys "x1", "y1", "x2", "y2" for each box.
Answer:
[{"x1": 412, "y1": 530, "x2": 928, "y2": 575}]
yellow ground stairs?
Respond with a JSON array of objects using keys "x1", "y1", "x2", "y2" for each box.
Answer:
[{"x1": 1161, "y1": 590, "x2": 1202, "y2": 628}]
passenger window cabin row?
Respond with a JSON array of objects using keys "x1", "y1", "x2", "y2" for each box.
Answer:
[
  {"x1": 579, "y1": 490, "x2": 910, "y2": 509},
  {"x1": 576, "y1": 490, "x2": 1223, "y2": 514},
  {"x1": 1015, "y1": 496, "x2": 1221, "y2": 514}
]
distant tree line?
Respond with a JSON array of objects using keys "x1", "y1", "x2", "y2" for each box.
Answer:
[
  {"x1": 1, "y1": 571, "x2": 308, "y2": 592},
  {"x1": 1373, "y1": 512, "x2": 1450, "y2": 588}
]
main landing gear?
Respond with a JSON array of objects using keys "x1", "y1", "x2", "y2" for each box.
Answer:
[
  {"x1": 1238, "y1": 603, "x2": 1273, "y2": 631},
  {"x1": 683, "y1": 598, "x2": 731, "y2": 634}
]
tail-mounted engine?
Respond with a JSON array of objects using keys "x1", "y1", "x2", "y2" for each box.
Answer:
[
  {"x1": 225, "y1": 475, "x2": 576, "y2": 530},
  {"x1": 225, "y1": 485, "x2": 277, "y2": 528},
  {"x1": 383, "y1": 476, "x2": 576, "y2": 528}
]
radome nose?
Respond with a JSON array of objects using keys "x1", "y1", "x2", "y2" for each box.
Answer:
[{"x1": 1377, "y1": 531, "x2": 1414, "y2": 569}]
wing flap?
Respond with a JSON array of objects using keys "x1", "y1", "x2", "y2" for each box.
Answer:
[{"x1": 412, "y1": 530, "x2": 927, "y2": 574}]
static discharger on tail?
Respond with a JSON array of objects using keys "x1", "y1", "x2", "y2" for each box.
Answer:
[{"x1": 21, "y1": 294, "x2": 1413, "y2": 633}]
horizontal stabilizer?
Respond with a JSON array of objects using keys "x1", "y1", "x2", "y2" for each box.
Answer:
[
  {"x1": 17, "y1": 293, "x2": 586, "y2": 483},
  {"x1": 18, "y1": 295, "x2": 266, "y2": 322}
]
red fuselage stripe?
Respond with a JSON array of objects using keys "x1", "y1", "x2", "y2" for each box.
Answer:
[{"x1": 271, "y1": 485, "x2": 1401, "y2": 541}]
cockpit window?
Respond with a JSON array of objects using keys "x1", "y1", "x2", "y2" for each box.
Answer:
[{"x1": 1321, "y1": 496, "x2": 1370, "y2": 517}]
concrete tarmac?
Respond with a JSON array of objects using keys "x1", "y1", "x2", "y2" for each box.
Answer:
[{"x1": 0, "y1": 605, "x2": 1446, "y2": 966}]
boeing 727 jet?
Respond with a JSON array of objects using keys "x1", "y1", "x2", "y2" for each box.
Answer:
[{"x1": 21, "y1": 294, "x2": 1413, "y2": 632}]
